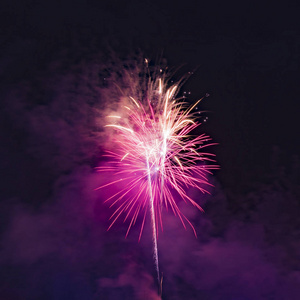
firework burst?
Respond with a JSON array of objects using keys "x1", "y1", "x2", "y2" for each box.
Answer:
[{"x1": 96, "y1": 61, "x2": 218, "y2": 289}]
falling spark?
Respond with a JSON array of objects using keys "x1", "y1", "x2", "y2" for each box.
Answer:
[{"x1": 97, "y1": 66, "x2": 218, "y2": 291}]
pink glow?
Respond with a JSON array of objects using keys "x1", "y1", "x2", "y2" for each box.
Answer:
[{"x1": 96, "y1": 75, "x2": 218, "y2": 238}]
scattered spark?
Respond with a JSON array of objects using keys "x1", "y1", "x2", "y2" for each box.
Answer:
[
  {"x1": 105, "y1": 124, "x2": 134, "y2": 134},
  {"x1": 129, "y1": 96, "x2": 140, "y2": 108},
  {"x1": 107, "y1": 115, "x2": 121, "y2": 119}
]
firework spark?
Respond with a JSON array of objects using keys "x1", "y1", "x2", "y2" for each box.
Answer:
[{"x1": 96, "y1": 65, "x2": 218, "y2": 289}]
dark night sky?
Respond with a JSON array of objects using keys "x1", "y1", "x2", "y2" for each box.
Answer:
[
  {"x1": 1, "y1": 0, "x2": 299, "y2": 186},
  {"x1": 1, "y1": 1, "x2": 300, "y2": 299}
]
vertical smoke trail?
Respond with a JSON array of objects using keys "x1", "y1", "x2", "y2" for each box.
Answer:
[{"x1": 146, "y1": 158, "x2": 160, "y2": 291}]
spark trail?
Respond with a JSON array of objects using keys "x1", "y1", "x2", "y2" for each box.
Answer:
[
  {"x1": 96, "y1": 62, "x2": 218, "y2": 292},
  {"x1": 146, "y1": 157, "x2": 160, "y2": 285}
]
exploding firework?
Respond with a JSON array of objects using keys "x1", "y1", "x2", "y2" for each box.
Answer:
[{"x1": 96, "y1": 60, "x2": 218, "y2": 289}]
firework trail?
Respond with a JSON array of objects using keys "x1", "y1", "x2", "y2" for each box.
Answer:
[
  {"x1": 146, "y1": 156, "x2": 160, "y2": 285},
  {"x1": 96, "y1": 60, "x2": 218, "y2": 291}
]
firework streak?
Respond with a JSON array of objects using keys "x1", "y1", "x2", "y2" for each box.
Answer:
[{"x1": 96, "y1": 71, "x2": 218, "y2": 290}]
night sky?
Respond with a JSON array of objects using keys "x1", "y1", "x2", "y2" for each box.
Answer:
[{"x1": 1, "y1": 1, "x2": 300, "y2": 299}]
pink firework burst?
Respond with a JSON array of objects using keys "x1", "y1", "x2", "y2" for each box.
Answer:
[{"x1": 96, "y1": 65, "x2": 218, "y2": 240}]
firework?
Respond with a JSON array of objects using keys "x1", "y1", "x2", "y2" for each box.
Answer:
[{"x1": 96, "y1": 62, "x2": 218, "y2": 289}]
